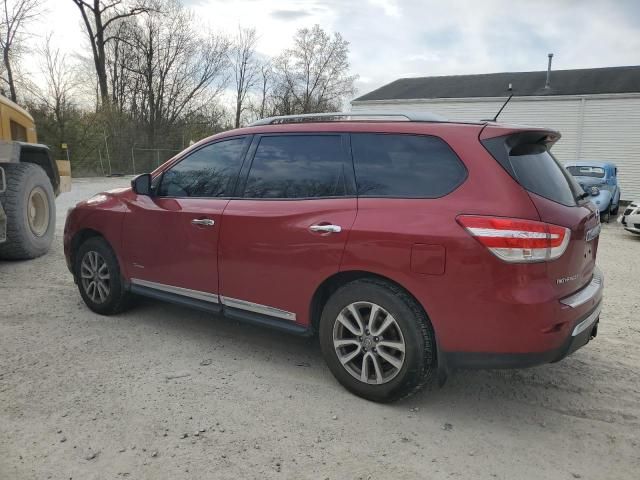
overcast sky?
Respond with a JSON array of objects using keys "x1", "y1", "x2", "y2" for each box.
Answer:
[{"x1": 40, "y1": 0, "x2": 640, "y2": 101}]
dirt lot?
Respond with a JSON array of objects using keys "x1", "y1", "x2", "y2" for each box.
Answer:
[{"x1": 1, "y1": 177, "x2": 639, "y2": 480}]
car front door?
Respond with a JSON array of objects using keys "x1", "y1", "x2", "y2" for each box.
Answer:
[
  {"x1": 218, "y1": 133, "x2": 357, "y2": 328},
  {"x1": 121, "y1": 136, "x2": 250, "y2": 305}
]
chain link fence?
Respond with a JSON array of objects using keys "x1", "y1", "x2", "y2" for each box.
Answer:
[{"x1": 67, "y1": 135, "x2": 186, "y2": 178}]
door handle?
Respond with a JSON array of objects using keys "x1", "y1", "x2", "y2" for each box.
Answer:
[
  {"x1": 191, "y1": 218, "x2": 215, "y2": 227},
  {"x1": 309, "y1": 224, "x2": 342, "y2": 233}
]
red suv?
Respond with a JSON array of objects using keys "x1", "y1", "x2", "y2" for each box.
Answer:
[{"x1": 64, "y1": 112, "x2": 604, "y2": 402}]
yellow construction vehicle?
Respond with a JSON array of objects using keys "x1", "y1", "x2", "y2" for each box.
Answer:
[{"x1": 0, "y1": 95, "x2": 71, "y2": 259}]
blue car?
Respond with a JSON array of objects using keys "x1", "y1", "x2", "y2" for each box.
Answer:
[{"x1": 565, "y1": 161, "x2": 621, "y2": 222}]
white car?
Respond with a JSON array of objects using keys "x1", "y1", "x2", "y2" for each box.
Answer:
[{"x1": 619, "y1": 202, "x2": 640, "y2": 234}]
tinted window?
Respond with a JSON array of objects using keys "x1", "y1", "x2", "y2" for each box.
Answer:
[
  {"x1": 509, "y1": 147, "x2": 578, "y2": 206},
  {"x1": 243, "y1": 135, "x2": 348, "y2": 198},
  {"x1": 350, "y1": 134, "x2": 466, "y2": 197},
  {"x1": 158, "y1": 138, "x2": 247, "y2": 197},
  {"x1": 566, "y1": 165, "x2": 605, "y2": 178}
]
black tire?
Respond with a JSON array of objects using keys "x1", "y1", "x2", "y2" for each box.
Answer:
[
  {"x1": 74, "y1": 236, "x2": 131, "y2": 315},
  {"x1": 0, "y1": 163, "x2": 55, "y2": 259},
  {"x1": 611, "y1": 203, "x2": 619, "y2": 216},
  {"x1": 600, "y1": 204, "x2": 612, "y2": 223},
  {"x1": 319, "y1": 278, "x2": 436, "y2": 402}
]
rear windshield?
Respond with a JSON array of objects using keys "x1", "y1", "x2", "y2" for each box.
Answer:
[
  {"x1": 566, "y1": 166, "x2": 605, "y2": 178},
  {"x1": 509, "y1": 145, "x2": 580, "y2": 206}
]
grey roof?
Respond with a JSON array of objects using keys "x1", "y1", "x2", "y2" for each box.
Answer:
[{"x1": 353, "y1": 66, "x2": 640, "y2": 101}]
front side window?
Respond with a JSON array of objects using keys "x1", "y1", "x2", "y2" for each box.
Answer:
[
  {"x1": 350, "y1": 133, "x2": 467, "y2": 198},
  {"x1": 243, "y1": 135, "x2": 348, "y2": 199},
  {"x1": 157, "y1": 137, "x2": 248, "y2": 197}
]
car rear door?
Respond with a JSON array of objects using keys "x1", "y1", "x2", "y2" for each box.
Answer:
[
  {"x1": 218, "y1": 133, "x2": 357, "y2": 328},
  {"x1": 121, "y1": 136, "x2": 250, "y2": 304}
]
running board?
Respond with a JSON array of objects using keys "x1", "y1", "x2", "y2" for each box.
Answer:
[
  {"x1": 129, "y1": 281, "x2": 312, "y2": 337},
  {"x1": 224, "y1": 306, "x2": 312, "y2": 336},
  {"x1": 130, "y1": 283, "x2": 222, "y2": 314}
]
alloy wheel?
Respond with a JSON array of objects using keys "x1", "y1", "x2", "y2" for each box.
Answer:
[
  {"x1": 80, "y1": 251, "x2": 111, "y2": 304},
  {"x1": 332, "y1": 301, "x2": 406, "y2": 385}
]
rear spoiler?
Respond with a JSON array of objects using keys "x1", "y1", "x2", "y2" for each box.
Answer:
[{"x1": 479, "y1": 127, "x2": 561, "y2": 180}]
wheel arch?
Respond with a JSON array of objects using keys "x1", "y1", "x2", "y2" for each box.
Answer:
[
  {"x1": 309, "y1": 270, "x2": 432, "y2": 333},
  {"x1": 69, "y1": 228, "x2": 109, "y2": 271},
  {"x1": 18, "y1": 144, "x2": 60, "y2": 194}
]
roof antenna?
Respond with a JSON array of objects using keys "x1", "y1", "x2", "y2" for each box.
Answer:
[{"x1": 491, "y1": 83, "x2": 513, "y2": 122}]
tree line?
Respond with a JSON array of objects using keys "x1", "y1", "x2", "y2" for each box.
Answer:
[{"x1": 0, "y1": 0, "x2": 358, "y2": 176}]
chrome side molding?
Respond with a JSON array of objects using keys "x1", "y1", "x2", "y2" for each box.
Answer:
[
  {"x1": 130, "y1": 278, "x2": 220, "y2": 304},
  {"x1": 220, "y1": 296, "x2": 297, "y2": 322},
  {"x1": 129, "y1": 278, "x2": 297, "y2": 322}
]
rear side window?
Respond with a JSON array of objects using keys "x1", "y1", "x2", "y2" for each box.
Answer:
[
  {"x1": 566, "y1": 166, "x2": 605, "y2": 178},
  {"x1": 350, "y1": 134, "x2": 466, "y2": 198},
  {"x1": 243, "y1": 135, "x2": 349, "y2": 199},
  {"x1": 158, "y1": 137, "x2": 248, "y2": 197},
  {"x1": 509, "y1": 145, "x2": 578, "y2": 206}
]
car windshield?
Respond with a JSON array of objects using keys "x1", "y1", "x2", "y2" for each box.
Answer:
[{"x1": 567, "y1": 166, "x2": 606, "y2": 178}]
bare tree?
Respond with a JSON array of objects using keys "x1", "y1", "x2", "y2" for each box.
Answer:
[
  {"x1": 123, "y1": 0, "x2": 230, "y2": 143},
  {"x1": 230, "y1": 27, "x2": 259, "y2": 128},
  {"x1": 33, "y1": 35, "x2": 78, "y2": 141},
  {"x1": 71, "y1": 0, "x2": 152, "y2": 106},
  {"x1": 105, "y1": 18, "x2": 139, "y2": 111},
  {"x1": 273, "y1": 24, "x2": 357, "y2": 114},
  {"x1": 0, "y1": 0, "x2": 40, "y2": 102},
  {"x1": 256, "y1": 62, "x2": 271, "y2": 118}
]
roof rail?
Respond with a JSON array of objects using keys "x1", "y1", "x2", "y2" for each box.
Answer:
[{"x1": 248, "y1": 111, "x2": 447, "y2": 126}]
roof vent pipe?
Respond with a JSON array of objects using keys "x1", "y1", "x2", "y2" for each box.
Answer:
[{"x1": 545, "y1": 53, "x2": 554, "y2": 89}]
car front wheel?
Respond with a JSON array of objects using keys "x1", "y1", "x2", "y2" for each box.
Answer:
[
  {"x1": 74, "y1": 236, "x2": 131, "y2": 315},
  {"x1": 319, "y1": 278, "x2": 436, "y2": 402}
]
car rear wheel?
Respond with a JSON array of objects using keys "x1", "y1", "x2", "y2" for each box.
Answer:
[
  {"x1": 319, "y1": 278, "x2": 436, "y2": 402},
  {"x1": 74, "y1": 236, "x2": 131, "y2": 315},
  {"x1": 611, "y1": 203, "x2": 619, "y2": 216},
  {"x1": 601, "y1": 204, "x2": 612, "y2": 223}
]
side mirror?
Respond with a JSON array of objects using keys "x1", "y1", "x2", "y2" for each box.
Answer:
[{"x1": 131, "y1": 173, "x2": 152, "y2": 196}]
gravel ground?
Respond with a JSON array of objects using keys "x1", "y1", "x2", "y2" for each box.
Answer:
[{"x1": 1, "y1": 177, "x2": 639, "y2": 480}]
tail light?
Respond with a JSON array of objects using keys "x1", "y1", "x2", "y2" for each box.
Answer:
[{"x1": 457, "y1": 215, "x2": 571, "y2": 263}]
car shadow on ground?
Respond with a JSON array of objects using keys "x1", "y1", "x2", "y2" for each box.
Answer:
[{"x1": 111, "y1": 296, "x2": 626, "y2": 423}]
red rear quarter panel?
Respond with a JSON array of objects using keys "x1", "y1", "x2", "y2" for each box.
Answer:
[{"x1": 339, "y1": 123, "x2": 573, "y2": 355}]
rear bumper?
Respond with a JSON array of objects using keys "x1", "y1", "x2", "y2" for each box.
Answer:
[
  {"x1": 443, "y1": 301, "x2": 601, "y2": 369},
  {"x1": 441, "y1": 267, "x2": 604, "y2": 370}
]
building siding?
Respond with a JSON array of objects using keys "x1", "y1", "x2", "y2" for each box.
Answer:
[
  {"x1": 580, "y1": 98, "x2": 640, "y2": 201},
  {"x1": 352, "y1": 96, "x2": 640, "y2": 200}
]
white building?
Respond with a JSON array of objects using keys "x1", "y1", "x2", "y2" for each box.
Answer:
[{"x1": 351, "y1": 66, "x2": 640, "y2": 200}]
